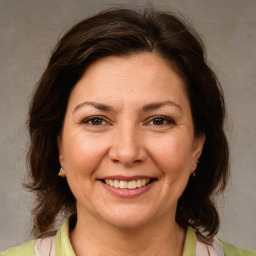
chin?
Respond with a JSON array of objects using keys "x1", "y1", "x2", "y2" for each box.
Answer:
[
  {"x1": 98, "y1": 206, "x2": 156, "y2": 229},
  {"x1": 107, "y1": 216, "x2": 151, "y2": 229}
]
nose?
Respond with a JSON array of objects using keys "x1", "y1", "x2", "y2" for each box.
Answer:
[{"x1": 108, "y1": 125, "x2": 147, "y2": 166}]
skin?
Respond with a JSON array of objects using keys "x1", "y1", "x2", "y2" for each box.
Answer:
[{"x1": 58, "y1": 52, "x2": 205, "y2": 256}]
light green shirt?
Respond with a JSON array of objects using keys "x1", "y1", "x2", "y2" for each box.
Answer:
[{"x1": 2, "y1": 219, "x2": 256, "y2": 256}]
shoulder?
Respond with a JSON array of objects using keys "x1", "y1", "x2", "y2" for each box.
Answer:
[
  {"x1": 1, "y1": 240, "x2": 35, "y2": 256},
  {"x1": 219, "y1": 239, "x2": 256, "y2": 256}
]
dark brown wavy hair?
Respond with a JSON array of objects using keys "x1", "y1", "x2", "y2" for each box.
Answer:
[{"x1": 26, "y1": 8, "x2": 229, "y2": 243}]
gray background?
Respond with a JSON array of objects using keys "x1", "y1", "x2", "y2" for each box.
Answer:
[{"x1": 0, "y1": 0, "x2": 255, "y2": 253}]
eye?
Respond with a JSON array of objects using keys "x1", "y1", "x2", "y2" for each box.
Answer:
[
  {"x1": 151, "y1": 117, "x2": 166, "y2": 125},
  {"x1": 147, "y1": 115, "x2": 175, "y2": 126},
  {"x1": 82, "y1": 116, "x2": 107, "y2": 125}
]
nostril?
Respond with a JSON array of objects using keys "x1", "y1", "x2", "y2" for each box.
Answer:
[{"x1": 108, "y1": 139, "x2": 147, "y2": 165}]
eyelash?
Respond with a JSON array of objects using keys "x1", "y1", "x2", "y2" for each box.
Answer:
[
  {"x1": 82, "y1": 115, "x2": 108, "y2": 126},
  {"x1": 146, "y1": 115, "x2": 176, "y2": 126},
  {"x1": 82, "y1": 115, "x2": 175, "y2": 126}
]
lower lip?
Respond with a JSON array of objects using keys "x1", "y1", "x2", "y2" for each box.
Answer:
[{"x1": 101, "y1": 181, "x2": 155, "y2": 198}]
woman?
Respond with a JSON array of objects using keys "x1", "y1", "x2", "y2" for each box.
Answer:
[{"x1": 2, "y1": 8, "x2": 255, "y2": 256}]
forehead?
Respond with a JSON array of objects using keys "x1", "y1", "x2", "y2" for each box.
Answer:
[{"x1": 68, "y1": 53, "x2": 189, "y2": 110}]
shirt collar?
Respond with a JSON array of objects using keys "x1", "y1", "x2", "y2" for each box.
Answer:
[
  {"x1": 55, "y1": 217, "x2": 196, "y2": 256},
  {"x1": 182, "y1": 226, "x2": 196, "y2": 256},
  {"x1": 55, "y1": 218, "x2": 76, "y2": 255}
]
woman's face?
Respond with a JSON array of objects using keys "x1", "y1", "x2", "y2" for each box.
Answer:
[{"x1": 58, "y1": 53, "x2": 205, "y2": 228}]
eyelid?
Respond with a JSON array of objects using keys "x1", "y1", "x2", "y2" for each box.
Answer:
[
  {"x1": 145, "y1": 115, "x2": 176, "y2": 125},
  {"x1": 80, "y1": 115, "x2": 175, "y2": 126},
  {"x1": 81, "y1": 115, "x2": 110, "y2": 125}
]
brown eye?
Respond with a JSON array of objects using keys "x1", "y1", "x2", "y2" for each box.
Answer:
[
  {"x1": 152, "y1": 117, "x2": 165, "y2": 125},
  {"x1": 91, "y1": 118, "x2": 103, "y2": 125},
  {"x1": 146, "y1": 115, "x2": 175, "y2": 127},
  {"x1": 83, "y1": 116, "x2": 107, "y2": 125}
]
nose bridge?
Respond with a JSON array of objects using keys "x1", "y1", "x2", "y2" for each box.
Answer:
[{"x1": 109, "y1": 120, "x2": 146, "y2": 165}]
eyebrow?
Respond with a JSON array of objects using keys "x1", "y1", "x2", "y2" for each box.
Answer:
[
  {"x1": 142, "y1": 100, "x2": 182, "y2": 112},
  {"x1": 73, "y1": 100, "x2": 182, "y2": 114},
  {"x1": 72, "y1": 101, "x2": 114, "y2": 113}
]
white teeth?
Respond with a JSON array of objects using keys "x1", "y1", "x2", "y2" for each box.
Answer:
[
  {"x1": 128, "y1": 180, "x2": 136, "y2": 189},
  {"x1": 113, "y1": 180, "x2": 120, "y2": 188},
  {"x1": 120, "y1": 180, "x2": 128, "y2": 189},
  {"x1": 136, "y1": 179, "x2": 142, "y2": 188},
  {"x1": 104, "y1": 178, "x2": 151, "y2": 189}
]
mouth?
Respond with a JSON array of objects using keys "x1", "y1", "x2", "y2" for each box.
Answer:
[
  {"x1": 102, "y1": 178, "x2": 153, "y2": 189},
  {"x1": 99, "y1": 176, "x2": 157, "y2": 198}
]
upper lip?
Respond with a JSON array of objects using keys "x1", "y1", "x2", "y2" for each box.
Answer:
[{"x1": 100, "y1": 175, "x2": 157, "y2": 181}]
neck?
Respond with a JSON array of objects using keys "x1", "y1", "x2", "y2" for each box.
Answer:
[{"x1": 70, "y1": 209, "x2": 185, "y2": 256}]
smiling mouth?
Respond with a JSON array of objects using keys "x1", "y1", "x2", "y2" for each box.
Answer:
[{"x1": 102, "y1": 179, "x2": 155, "y2": 189}]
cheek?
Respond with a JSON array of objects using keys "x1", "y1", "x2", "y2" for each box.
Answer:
[
  {"x1": 148, "y1": 134, "x2": 193, "y2": 184},
  {"x1": 62, "y1": 131, "x2": 107, "y2": 175},
  {"x1": 63, "y1": 134, "x2": 108, "y2": 202},
  {"x1": 145, "y1": 135, "x2": 193, "y2": 212},
  {"x1": 152, "y1": 135, "x2": 192, "y2": 166}
]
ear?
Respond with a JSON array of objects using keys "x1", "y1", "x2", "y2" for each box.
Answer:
[
  {"x1": 191, "y1": 133, "x2": 206, "y2": 173},
  {"x1": 57, "y1": 135, "x2": 65, "y2": 167}
]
